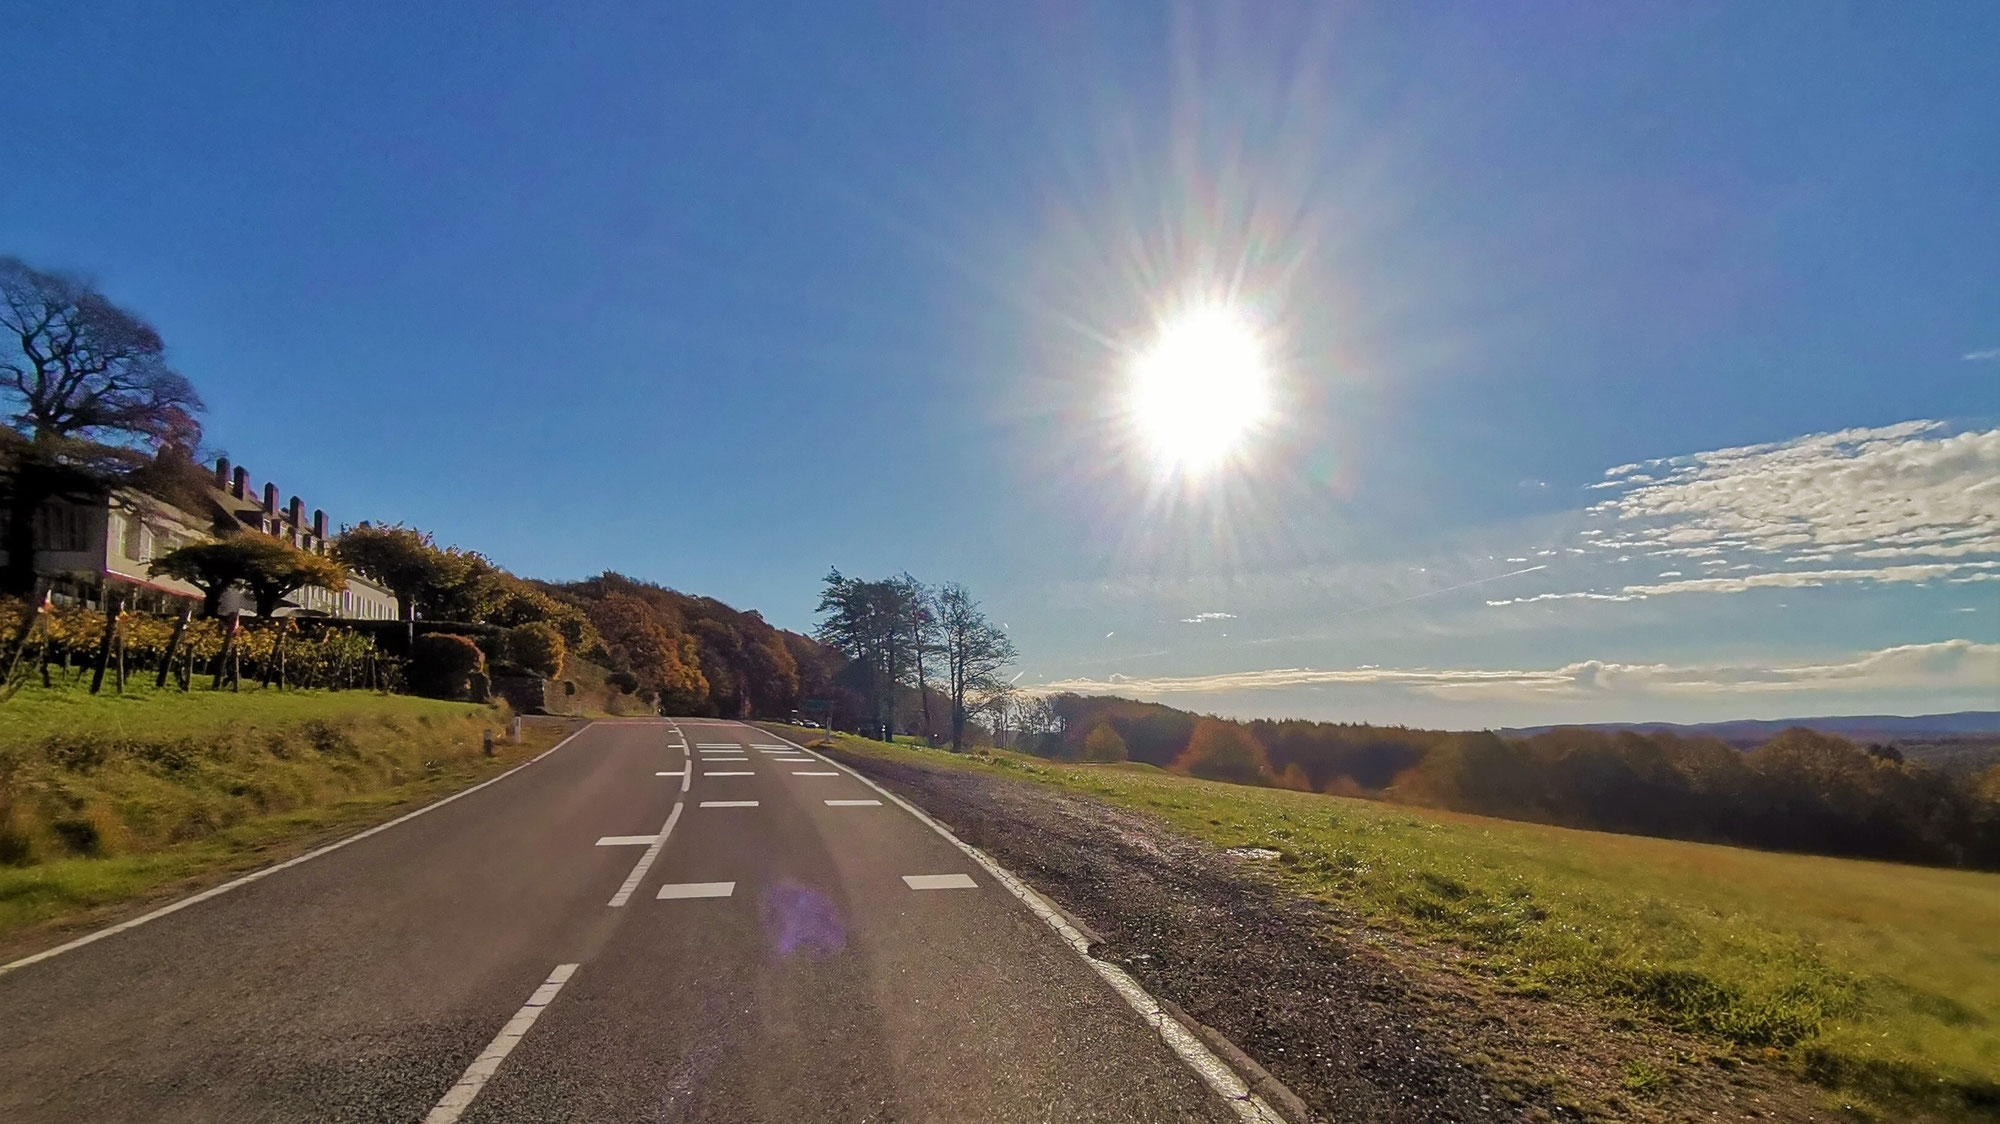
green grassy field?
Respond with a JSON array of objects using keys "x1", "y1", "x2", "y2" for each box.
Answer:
[
  {"x1": 0, "y1": 685, "x2": 560, "y2": 947},
  {"x1": 788, "y1": 728, "x2": 2000, "y2": 1119}
]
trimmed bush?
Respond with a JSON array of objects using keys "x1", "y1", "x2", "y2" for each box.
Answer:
[
  {"x1": 408, "y1": 633, "x2": 485, "y2": 700},
  {"x1": 507, "y1": 621, "x2": 566, "y2": 680}
]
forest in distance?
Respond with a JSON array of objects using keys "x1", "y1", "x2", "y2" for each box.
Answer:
[{"x1": 1004, "y1": 693, "x2": 2000, "y2": 872}]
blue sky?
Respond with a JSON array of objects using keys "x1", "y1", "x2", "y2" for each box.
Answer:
[{"x1": 5, "y1": 2, "x2": 1995, "y2": 726}]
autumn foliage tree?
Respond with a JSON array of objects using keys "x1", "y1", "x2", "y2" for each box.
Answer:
[{"x1": 1172, "y1": 719, "x2": 1276, "y2": 786}]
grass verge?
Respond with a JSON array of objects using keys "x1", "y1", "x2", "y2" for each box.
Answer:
[
  {"x1": 772, "y1": 726, "x2": 2000, "y2": 1121},
  {"x1": 0, "y1": 685, "x2": 566, "y2": 950}
]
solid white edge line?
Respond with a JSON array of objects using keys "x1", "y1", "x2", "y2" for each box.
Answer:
[
  {"x1": 754, "y1": 725, "x2": 1288, "y2": 1124},
  {"x1": 422, "y1": 961, "x2": 579, "y2": 1124},
  {"x1": 1, "y1": 722, "x2": 597, "y2": 978},
  {"x1": 607, "y1": 801, "x2": 683, "y2": 907}
]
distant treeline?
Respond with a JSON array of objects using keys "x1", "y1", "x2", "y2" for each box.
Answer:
[
  {"x1": 531, "y1": 573, "x2": 853, "y2": 721},
  {"x1": 1033, "y1": 694, "x2": 2000, "y2": 870}
]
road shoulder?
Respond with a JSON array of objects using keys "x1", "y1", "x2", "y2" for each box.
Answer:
[{"x1": 827, "y1": 743, "x2": 1842, "y2": 1124}]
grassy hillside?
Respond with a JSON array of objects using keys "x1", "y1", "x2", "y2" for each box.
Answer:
[
  {"x1": 787, "y1": 728, "x2": 2000, "y2": 1120},
  {"x1": 0, "y1": 685, "x2": 561, "y2": 947}
]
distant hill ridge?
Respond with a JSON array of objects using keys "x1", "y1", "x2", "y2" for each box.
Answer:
[{"x1": 1500, "y1": 711, "x2": 2000, "y2": 745}]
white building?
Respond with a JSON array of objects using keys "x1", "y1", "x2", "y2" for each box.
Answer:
[{"x1": 2, "y1": 456, "x2": 396, "y2": 619}]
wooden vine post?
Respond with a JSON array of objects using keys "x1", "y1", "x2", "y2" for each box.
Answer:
[
  {"x1": 0, "y1": 586, "x2": 47, "y2": 692},
  {"x1": 157, "y1": 608, "x2": 192, "y2": 689},
  {"x1": 88, "y1": 593, "x2": 122, "y2": 695}
]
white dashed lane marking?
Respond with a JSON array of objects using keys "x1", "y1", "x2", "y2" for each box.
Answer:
[
  {"x1": 703, "y1": 770, "x2": 754, "y2": 777},
  {"x1": 700, "y1": 800, "x2": 759, "y2": 808},
  {"x1": 825, "y1": 799, "x2": 883, "y2": 807},
  {"x1": 903, "y1": 874, "x2": 978, "y2": 891},
  {"x1": 607, "y1": 802, "x2": 683, "y2": 908},
  {"x1": 792, "y1": 771, "x2": 839, "y2": 776},
  {"x1": 655, "y1": 769, "x2": 687, "y2": 777},
  {"x1": 596, "y1": 835, "x2": 654, "y2": 847},
  {"x1": 694, "y1": 743, "x2": 742, "y2": 749},
  {"x1": 422, "y1": 963, "x2": 578, "y2": 1124},
  {"x1": 656, "y1": 882, "x2": 735, "y2": 899}
]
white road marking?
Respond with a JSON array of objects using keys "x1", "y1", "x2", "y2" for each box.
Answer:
[
  {"x1": 422, "y1": 962, "x2": 579, "y2": 1124},
  {"x1": 694, "y1": 743, "x2": 742, "y2": 748},
  {"x1": 754, "y1": 727, "x2": 1289, "y2": 1124},
  {"x1": 700, "y1": 800, "x2": 759, "y2": 808},
  {"x1": 903, "y1": 874, "x2": 977, "y2": 890},
  {"x1": 656, "y1": 881, "x2": 735, "y2": 899},
  {"x1": 596, "y1": 835, "x2": 655, "y2": 847},
  {"x1": 2, "y1": 723, "x2": 594, "y2": 978},
  {"x1": 607, "y1": 802, "x2": 683, "y2": 908},
  {"x1": 771, "y1": 757, "x2": 815, "y2": 763},
  {"x1": 703, "y1": 770, "x2": 754, "y2": 777},
  {"x1": 749, "y1": 744, "x2": 789, "y2": 749},
  {"x1": 824, "y1": 799, "x2": 883, "y2": 806},
  {"x1": 655, "y1": 769, "x2": 687, "y2": 777},
  {"x1": 791, "y1": 770, "x2": 839, "y2": 776}
]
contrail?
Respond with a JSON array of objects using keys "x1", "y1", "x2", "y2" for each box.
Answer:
[{"x1": 1325, "y1": 563, "x2": 1549, "y2": 618}]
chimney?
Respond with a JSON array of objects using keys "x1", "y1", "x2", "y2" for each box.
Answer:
[
  {"x1": 231, "y1": 466, "x2": 249, "y2": 499},
  {"x1": 214, "y1": 457, "x2": 231, "y2": 489},
  {"x1": 263, "y1": 482, "x2": 278, "y2": 515},
  {"x1": 312, "y1": 510, "x2": 328, "y2": 539},
  {"x1": 288, "y1": 496, "x2": 305, "y2": 527}
]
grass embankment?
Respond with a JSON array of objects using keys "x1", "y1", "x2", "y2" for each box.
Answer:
[
  {"x1": 776, "y1": 727, "x2": 2000, "y2": 1120},
  {"x1": 0, "y1": 686, "x2": 564, "y2": 949}
]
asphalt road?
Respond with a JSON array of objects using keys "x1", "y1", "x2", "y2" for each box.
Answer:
[{"x1": 0, "y1": 719, "x2": 1248, "y2": 1123}]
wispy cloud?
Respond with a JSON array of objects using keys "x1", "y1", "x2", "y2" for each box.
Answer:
[
  {"x1": 1487, "y1": 560, "x2": 2000, "y2": 605},
  {"x1": 1179, "y1": 611, "x2": 1237, "y2": 624},
  {"x1": 1042, "y1": 640, "x2": 1999, "y2": 700},
  {"x1": 1964, "y1": 347, "x2": 2000, "y2": 362}
]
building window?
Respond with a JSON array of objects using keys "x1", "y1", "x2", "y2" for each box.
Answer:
[
  {"x1": 34, "y1": 505, "x2": 86, "y2": 552},
  {"x1": 123, "y1": 518, "x2": 150, "y2": 561}
]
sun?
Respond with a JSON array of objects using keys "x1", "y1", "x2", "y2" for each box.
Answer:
[{"x1": 1127, "y1": 304, "x2": 1274, "y2": 475}]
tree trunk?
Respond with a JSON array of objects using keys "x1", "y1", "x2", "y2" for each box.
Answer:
[{"x1": 912, "y1": 631, "x2": 934, "y2": 743}]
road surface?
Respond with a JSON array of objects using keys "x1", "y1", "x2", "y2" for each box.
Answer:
[{"x1": 0, "y1": 719, "x2": 1253, "y2": 1122}]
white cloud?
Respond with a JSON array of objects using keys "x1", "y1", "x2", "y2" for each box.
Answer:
[
  {"x1": 1594, "y1": 421, "x2": 2000, "y2": 562},
  {"x1": 1498, "y1": 421, "x2": 2000, "y2": 608},
  {"x1": 1041, "y1": 640, "x2": 1999, "y2": 701},
  {"x1": 1485, "y1": 591, "x2": 1645, "y2": 606},
  {"x1": 1621, "y1": 560, "x2": 1999, "y2": 597},
  {"x1": 1179, "y1": 611, "x2": 1237, "y2": 624},
  {"x1": 1965, "y1": 347, "x2": 2000, "y2": 362}
]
